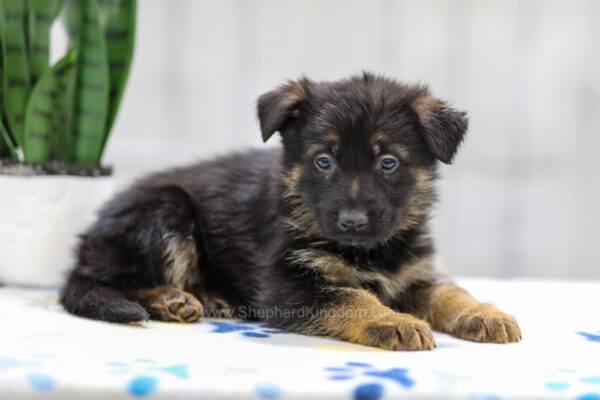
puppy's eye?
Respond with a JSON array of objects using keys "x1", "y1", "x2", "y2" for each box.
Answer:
[
  {"x1": 314, "y1": 154, "x2": 334, "y2": 171},
  {"x1": 380, "y1": 155, "x2": 398, "y2": 171}
]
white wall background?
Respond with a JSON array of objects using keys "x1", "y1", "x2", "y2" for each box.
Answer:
[{"x1": 97, "y1": 0, "x2": 599, "y2": 279}]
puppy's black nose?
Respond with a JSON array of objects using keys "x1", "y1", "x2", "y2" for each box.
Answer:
[{"x1": 337, "y1": 210, "x2": 369, "y2": 231}]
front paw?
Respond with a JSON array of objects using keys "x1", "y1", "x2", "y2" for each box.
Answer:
[
  {"x1": 452, "y1": 305, "x2": 521, "y2": 343},
  {"x1": 361, "y1": 315, "x2": 436, "y2": 351}
]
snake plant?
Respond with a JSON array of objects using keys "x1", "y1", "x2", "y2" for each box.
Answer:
[{"x1": 0, "y1": 0, "x2": 136, "y2": 167}]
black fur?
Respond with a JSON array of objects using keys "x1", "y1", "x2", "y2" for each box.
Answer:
[{"x1": 61, "y1": 73, "x2": 473, "y2": 347}]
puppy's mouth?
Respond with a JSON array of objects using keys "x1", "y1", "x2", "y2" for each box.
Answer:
[
  {"x1": 313, "y1": 208, "x2": 403, "y2": 249},
  {"x1": 330, "y1": 235, "x2": 382, "y2": 248},
  {"x1": 317, "y1": 224, "x2": 395, "y2": 249}
]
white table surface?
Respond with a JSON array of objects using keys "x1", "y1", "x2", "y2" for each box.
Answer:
[{"x1": 0, "y1": 278, "x2": 599, "y2": 400}]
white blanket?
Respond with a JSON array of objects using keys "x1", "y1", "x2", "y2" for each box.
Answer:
[{"x1": 0, "y1": 279, "x2": 599, "y2": 400}]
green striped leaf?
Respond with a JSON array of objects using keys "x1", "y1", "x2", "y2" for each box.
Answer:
[
  {"x1": 0, "y1": 2, "x2": 7, "y2": 157},
  {"x1": 27, "y1": 0, "x2": 64, "y2": 84},
  {"x1": 0, "y1": 6, "x2": 20, "y2": 161},
  {"x1": 23, "y1": 51, "x2": 76, "y2": 164},
  {"x1": 64, "y1": 0, "x2": 110, "y2": 166},
  {"x1": 57, "y1": 51, "x2": 77, "y2": 162},
  {"x1": 0, "y1": 119, "x2": 9, "y2": 157},
  {"x1": 0, "y1": 0, "x2": 31, "y2": 148},
  {"x1": 97, "y1": 0, "x2": 136, "y2": 144},
  {"x1": 0, "y1": 123, "x2": 6, "y2": 157},
  {"x1": 61, "y1": 0, "x2": 81, "y2": 43},
  {"x1": 1, "y1": 118, "x2": 20, "y2": 159}
]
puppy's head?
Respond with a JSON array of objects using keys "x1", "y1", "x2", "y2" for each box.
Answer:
[{"x1": 258, "y1": 73, "x2": 468, "y2": 247}]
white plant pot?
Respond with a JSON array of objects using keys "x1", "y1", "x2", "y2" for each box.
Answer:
[{"x1": 0, "y1": 174, "x2": 114, "y2": 287}]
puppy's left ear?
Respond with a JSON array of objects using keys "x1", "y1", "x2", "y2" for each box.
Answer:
[
  {"x1": 412, "y1": 96, "x2": 468, "y2": 164},
  {"x1": 257, "y1": 79, "x2": 312, "y2": 142}
]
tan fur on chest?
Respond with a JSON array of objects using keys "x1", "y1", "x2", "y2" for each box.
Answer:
[{"x1": 288, "y1": 249, "x2": 438, "y2": 304}]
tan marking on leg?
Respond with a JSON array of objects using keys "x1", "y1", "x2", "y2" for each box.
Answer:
[
  {"x1": 422, "y1": 283, "x2": 521, "y2": 343},
  {"x1": 200, "y1": 294, "x2": 233, "y2": 318},
  {"x1": 313, "y1": 289, "x2": 435, "y2": 351},
  {"x1": 133, "y1": 286, "x2": 203, "y2": 323},
  {"x1": 163, "y1": 234, "x2": 199, "y2": 289},
  {"x1": 185, "y1": 284, "x2": 234, "y2": 318}
]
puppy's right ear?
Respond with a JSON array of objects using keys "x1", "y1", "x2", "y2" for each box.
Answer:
[{"x1": 257, "y1": 79, "x2": 312, "y2": 142}]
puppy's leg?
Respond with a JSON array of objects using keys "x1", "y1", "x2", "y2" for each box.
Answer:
[
  {"x1": 61, "y1": 185, "x2": 205, "y2": 323},
  {"x1": 417, "y1": 283, "x2": 521, "y2": 343},
  {"x1": 271, "y1": 288, "x2": 435, "y2": 351},
  {"x1": 131, "y1": 286, "x2": 203, "y2": 323}
]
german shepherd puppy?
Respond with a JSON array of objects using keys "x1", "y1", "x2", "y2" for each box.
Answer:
[{"x1": 61, "y1": 73, "x2": 521, "y2": 350}]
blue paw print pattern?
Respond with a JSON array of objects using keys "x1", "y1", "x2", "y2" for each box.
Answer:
[
  {"x1": 365, "y1": 368, "x2": 415, "y2": 388},
  {"x1": 0, "y1": 357, "x2": 26, "y2": 372},
  {"x1": 545, "y1": 382, "x2": 570, "y2": 391},
  {"x1": 128, "y1": 376, "x2": 159, "y2": 397},
  {"x1": 544, "y1": 370, "x2": 600, "y2": 399},
  {"x1": 325, "y1": 362, "x2": 415, "y2": 400},
  {"x1": 27, "y1": 373, "x2": 55, "y2": 392},
  {"x1": 255, "y1": 383, "x2": 281, "y2": 399},
  {"x1": 107, "y1": 359, "x2": 190, "y2": 397},
  {"x1": 354, "y1": 383, "x2": 384, "y2": 400},
  {"x1": 577, "y1": 394, "x2": 600, "y2": 400},
  {"x1": 577, "y1": 331, "x2": 600, "y2": 343},
  {"x1": 582, "y1": 376, "x2": 600, "y2": 385},
  {"x1": 210, "y1": 321, "x2": 290, "y2": 338},
  {"x1": 579, "y1": 375, "x2": 600, "y2": 400},
  {"x1": 0, "y1": 358, "x2": 55, "y2": 392},
  {"x1": 469, "y1": 395, "x2": 500, "y2": 400}
]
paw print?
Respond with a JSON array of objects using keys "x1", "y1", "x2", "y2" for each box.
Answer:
[
  {"x1": 0, "y1": 357, "x2": 55, "y2": 392},
  {"x1": 324, "y1": 361, "x2": 415, "y2": 400},
  {"x1": 106, "y1": 359, "x2": 190, "y2": 397},
  {"x1": 209, "y1": 321, "x2": 289, "y2": 338},
  {"x1": 543, "y1": 368, "x2": 600, "y2": 400},
  {"x1": 577, "y1": 331, "x2": 600, "y2": 343}
]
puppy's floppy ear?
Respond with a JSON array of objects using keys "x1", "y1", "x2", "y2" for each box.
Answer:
[
  {"x1": 412, "y1": 95, "x2": 468, "y2": 164},
  {"x1": 257, "y1": 79, "x2": 312, "y2": 142}
]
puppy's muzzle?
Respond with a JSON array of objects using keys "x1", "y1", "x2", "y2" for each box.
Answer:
[{"x1": 337, "y1": 209, "x2": 369, "y2": 232}]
